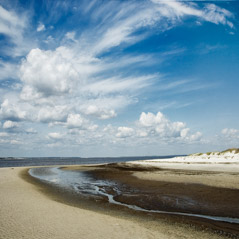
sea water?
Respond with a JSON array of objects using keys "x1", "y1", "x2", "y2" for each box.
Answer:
[{"x1": 0, "y1": 155, "x2": 177, "y2": 167}]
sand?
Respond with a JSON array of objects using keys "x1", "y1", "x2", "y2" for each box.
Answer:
[
  {"x1": 0, "y1": 167, "x2": 226, "y2": 239},
  {"x1": 126, "y1": 156, "x2": 239, "y2": 189},
  {"x1": 133, "y1": 169, "x2": 239, "y2": 189}
]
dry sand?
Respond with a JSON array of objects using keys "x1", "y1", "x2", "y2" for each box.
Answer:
[
  {"x1": 0, "y1": 167, "x2": 223, "y2": 239},
  {"x1": 126, "y1": 156, "x2": 239, "y2": 189},
  {"x1": 133, "y1": 169, "x2": 239, "y2": 190}
]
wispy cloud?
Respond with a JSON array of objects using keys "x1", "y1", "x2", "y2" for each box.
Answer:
[
  {"x1": 0, "y1": 5, "x2": 35, "y2": 57},
  {"x1": 153, "y1": 1, "x2": 234, "y2": 28},
  {"x1": 0, "y1": 5, "x2": 26, "y2": 38}
]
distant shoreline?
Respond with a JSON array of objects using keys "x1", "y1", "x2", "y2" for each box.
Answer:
[{"x1": 0, "y1": 155, "x2": 183, "y2": 168}]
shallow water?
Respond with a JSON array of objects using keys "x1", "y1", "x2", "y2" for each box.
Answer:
[{"x1": 29, "y1": 167, "x2": 239, "y2": 225}]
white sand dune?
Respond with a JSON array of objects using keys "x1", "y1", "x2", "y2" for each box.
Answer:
[{"x1": 128, "y1": 149, "x2": 239, "y2": 172}]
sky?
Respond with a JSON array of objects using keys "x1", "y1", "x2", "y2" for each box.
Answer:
[{"x1": 0, "y1": 0, "x2": 239, "y2": 157}]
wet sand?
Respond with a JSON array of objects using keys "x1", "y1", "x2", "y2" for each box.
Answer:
[
  {"x1": 87, "y1": 163, "x2": 239, "y2": 236},
  {"x1": 1, "y1": 165, "x2": 238, "y2": 239}
]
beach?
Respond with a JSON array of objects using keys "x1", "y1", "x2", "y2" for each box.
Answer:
[
  {"x1": 0, "y1": 167, "x2": 171, "y2": 239},
  {"x1": 0, "y1": 156, "x2": 239, "y2": 239}
]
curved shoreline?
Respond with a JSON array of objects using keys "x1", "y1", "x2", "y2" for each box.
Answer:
[
  {"x1": 28, "y1": 166, "x2": 239, "y2": 225},
  {"x1": 24, "y1": 164, "x2": 239, "y2": 238}
]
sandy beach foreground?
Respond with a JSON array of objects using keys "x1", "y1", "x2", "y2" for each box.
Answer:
[{"x1": 0, "y1": 159, "x2": 239, "y2": 239}]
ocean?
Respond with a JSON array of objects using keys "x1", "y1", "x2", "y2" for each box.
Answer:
[{"x1": 0, "y1": 155, "x2": 180, "y2": 168}]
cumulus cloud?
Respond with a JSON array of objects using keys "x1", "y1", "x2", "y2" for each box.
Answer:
[
  {"x1": 138, "y1": 111, "x2": 202, "y2": 141},
  {"x1": 65, "y1": 113, "x2": 97, "y2": 130},
  {"x1": 116, "y1": 127, "x2": 134, "y2": 138},
  {"x1": 20, "y1": 47, "x2": 78, "y2": 97},
  {"x1": 84, "y1": 105, "x2": 116, "y2": 119},
  {"x1": 66, "y1": 114, "x2": 85, "y2": 128},
  {"x1": 0, "y1": 99, "x2": 27, "y2": 121},
  {"x1": 3, "y1": 120, "x2": 19, "y2": 129}
]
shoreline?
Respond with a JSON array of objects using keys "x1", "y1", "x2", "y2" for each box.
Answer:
[{"x1": 28, "y1": 162, "x2": 239, "y2": 237}]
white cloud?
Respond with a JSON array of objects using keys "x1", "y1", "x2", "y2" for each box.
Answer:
[
  {"x1": 48, "y1": 132, "x2": 63, "y2": 140},
  {"x1": 82, "y1": 75, "x2": 154, "y2": 95},
  {"x1": 155, "y1": 1, "x2": 202, "y2": 18},
  {"x1": 152, "y1": 1, "x2": 233, "y2": 28},
  {"x1": 0, "y1": 5, "x2": 34, "y2": 57},
  {"x1": 116, "y1": 127, "x2": 134, "y2": 138},
  {"x1": 84, "y1": 105, "x2": 116, "y2": 119},
  {"x1": 203, "y1": 4, "x2": 233, "y2": 27},
  {"x1": 180, "y1": 128, "x2": 190, "y2": 138},
  {"x1": 80, "y1": 96, "x2": 136, "y2": 116},
  {"x1": 137, "y1": 130, "x2": 148, "y2": 138},
  {"x1": 37, "y1": 105, "x2": 68, "y2": 123},
  {"x1": 138, "y1": 111, "x2": 201, "y2": 141},
  {"x1": 92, "y1": 4, "x2": 160, "y2": 54},
  {"x1": 66, "y1": 114, "x2": 88, "y2": 129},
  {"x1": 3, "y1": 120, "x2": 19, "y2": 129},
  {"x1": 0, "y1": 5, "x2": 26, "y2": 38},
  {"x1": 139, "y1": 112, "x2": 166, "y2": 127},
  {"x1": 37, "y1": 23, "x2": 45, "y2": 32},
  {"x1": 18, "y1": 43, "x2": 154, "y2": 126},
  {"x1": 0, "y1": 99, "x2": 27, "y2": 121},
  {"x1": 222, "y1": 128, "x2": 239, "y2": 138},
  {"x1": 92, "y1": 0, "x2": 233, "y2": 55},
  {"x1": 20, "y1": 48, "x2": 78, "y2": 97},
  {"x1": 189, "y1": 131, "x2": 202, "y2": 141}
]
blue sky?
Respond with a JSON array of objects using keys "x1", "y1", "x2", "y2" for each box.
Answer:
[{"x1": 0, "y1": 0, "x2": 238, "y2": 157}]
